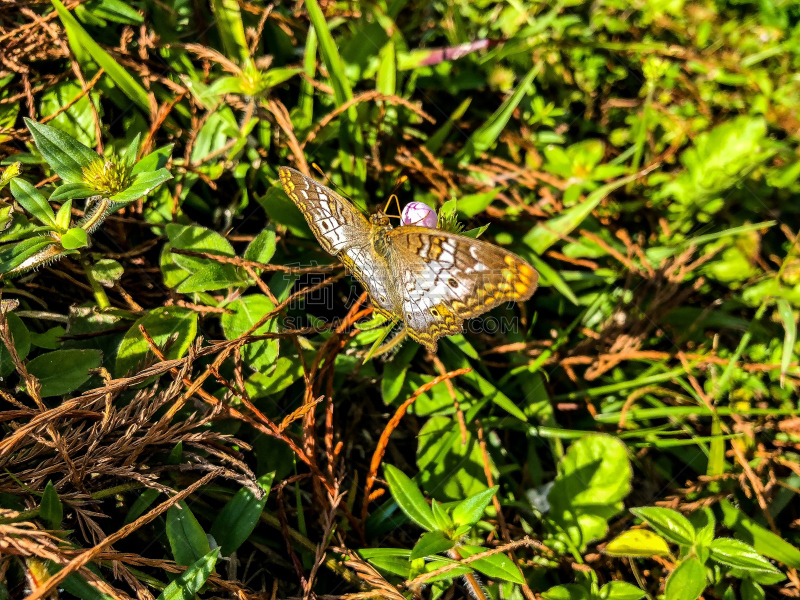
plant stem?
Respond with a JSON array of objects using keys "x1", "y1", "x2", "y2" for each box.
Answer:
[
  {"x1": 80, "y1": 253, "x2": 111, "y2": 309},
  {"x1": 631, "y1": 81, "x2": 654, "y2": 175},
  {"x1": 629, "y1": 558, "x2": 655, "y2": 600}
]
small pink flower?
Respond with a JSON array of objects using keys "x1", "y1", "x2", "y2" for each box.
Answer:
[{"x1": 401, "y1": 201, "x2": 437, "y2": 228}]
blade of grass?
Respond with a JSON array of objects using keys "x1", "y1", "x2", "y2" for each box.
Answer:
[
  {"x1": 594, "y1": 406, "x2": 799, "y2": 424},
  {"x1": 425, "y1": 97, "x2": 471, "y2": 154},
  {"x1": 524, "y1": 171, "x2": 640, "y2": 255},
  {"x1": 777, "y1": 298, "x2": 796, "y2": 388},
  {"x1": 456, "y1": 64, "x2": 541, "y2": 164},
  {"x1": 298, "y1": 25, "x2": 318, "y2": 129},
  {"x1": 304, "y1": 0, "x2": 365, "y2": 183},
  {"x1": 211, "y1": 0, "x2": 250, "y2": 65},
  {"x1": 51, "y1": 0, "x2": 150, "y2": 113}
]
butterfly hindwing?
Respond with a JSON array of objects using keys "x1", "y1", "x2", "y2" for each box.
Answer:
[{"x1": 385, "y1": 227, "x2": 538, "y2": 351}]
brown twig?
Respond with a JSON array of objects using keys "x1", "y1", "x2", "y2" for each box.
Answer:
[
  {"x1": 23, "y1": 468, "x2": 223, "y2": 600},
  {"x1": 404, "y1": 538, "x2": 539, "y2": 588}
]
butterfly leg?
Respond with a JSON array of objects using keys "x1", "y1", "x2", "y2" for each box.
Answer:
[{"x1": 361, "y1": 319, "x2": 407, "y2": 362}]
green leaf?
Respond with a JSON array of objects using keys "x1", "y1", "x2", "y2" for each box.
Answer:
[
  {"x1": 382, "y1": 343, "x2": 417, "y2": 404},
  {"x1": 451, "y1": 486, "x2": 498, "y2": 527},
  {"x1": 377, "y1": 39, "x2": 396, "y2": 95},
  {"x1": 24, "y1": 119, "x2": 100, "y2": 183},
  {"x1": 50, "y1": 0, "x2": 151, "y2": 112},
  {"x1": 27, "y1": 349, "x2": 102, "y2": 397},
  {"x1": 210, "y1": 472, "x2": 274, "y2": 556},
  {"x1": 601, "y1": 581, "x2": 646, "y2": 600},
  {"x1": 304, "y1": 0, "x2": 351, "y2": 108},
  {"x1": 304, "y1": 0, "x2": 364, "y2": 181},
  {"x1": 459, "y1": 545, "x2": 525, "y2": 584},
  {"x1": 384, "y1": 463, "x2": 437, "y2": 531},
  {"x1": 115, "y1": 307, "x2": 198, "y2": 377},
  {"x1": 740, "y1": 579, "x2": 765, "y2": 600},
  {"x1": 431, "y1": 500, "x2": 454, "y2": 531},
  {"x1": 421, "y1": 560, "x2": 474, "y2": 585},
  {"x1": 166, "y1": 223, "x2": 236, "y2": 271},
  {"x1": 461, "y1": 224, "x2": 489, "y2": 239},
  {"x1": 410, "y1": 530, "x2": 455, "y2": 560},
  {"x1": 260, "y1": 68, "x2": 303, "y2": 91},
  {"x1": 220, "y1": 295, "x2": 278, "y2": 370},
  {"x1": 132, "y1": 144, "x2": 174, "y2": 175},
  {"x1": 457, "y1": 189, "x2": 501, "y2": 218},
  {"x1": 709, "y1": 538, "x2": 784, "y2": 578},
  {"x1": 122, "y1": 133, "x2": 141, "y2": 170},
  {"x1": 91, "y1": 258, "x2": 124, "y2": 287},
  {"x1": 245, "y1": 356, "x2": 304, "y2": 398},
  {"x1": 664, "y1": 558, "x2": 706, "y2": 600},
  {"x1": 49, "y1": 182, "x2": 96, "y2": 202},
  {"x1": 244, "y1": 228, "x2": 277, "y2": 265},
  {"x1": 777, "y1": 298, "x2": 795, "y2": 387},
  {"x1": 90, "y1": 0, "x2": 143, "y2": 25},
  {"x1": 0, "y1": 312, "x2": 30, "y2": 377},
  {"x1": 417, "y1": 415, "x2": 491, "y2": 503},
  {"x1": 364, "y1": 555, "x2": 412, "y2": 579},
  {"x1": 10, "y1": 178, "x2": 57, "y2": 226},
  {"x1": 547, "y1": 434, "x2": 632, "y2": 551},
  {"x1": 40, "y1": 481, "x2": 63, "y2": 530},
  {"x1": 0, "y1": 238, "x2": 64, "y2": 276},
  {"x1": 61, "y1": 227, "x2": 88, "y2": 249},
  {"x1": 707, "y1": 417, "x2": 725, "y2": 478},
  {"x1": 0, "y1": 162, "x2": 22, "y2": 189},
  {"x1": 542, "y1": 584, "x2": 590, "y2": 600},
  {"x1": 156, "y1": 548, "x2": 219, "y2": 600},
  {"x1": 630, "y1": 507, "x2": 695, "y2": 547},
  {"x1": 604, "y1": 529, "x2": 671, "y2": 557},
  {"x1": 719, "y1": 499, "x2": 800, "y2": 568},
  {"x1": 175, "y1": 262, "x2": 250, "y2": 293},
  {"x1": 166, "y1": 501, "x2": 210, "y2": 566},
  {"x1": 124, "y1": 488, "x2": 160, "y2": 525},
  {"x1": 108, "y1": 168, "x2": 172, "y2": 203},
  {"x1": 54, "y1": 199, "x2": 73, "y2": 231}
]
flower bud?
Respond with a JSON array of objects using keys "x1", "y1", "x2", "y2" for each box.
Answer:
[{"x1": 400, "y1": 201, "x2": 437, "y2": 228}]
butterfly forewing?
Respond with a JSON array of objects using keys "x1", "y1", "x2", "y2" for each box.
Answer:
[
  {"x1": 279, "y1": 167, "x2": 371, "y2": 254},
  {"x1": 385, "y1": 227, "x2": 538, "y2": 351},
  {"x1": 278, "y1": 167, "x2": 398, "y2": 317}
]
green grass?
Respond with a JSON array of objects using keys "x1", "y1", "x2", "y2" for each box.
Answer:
[{"x1": 1, "y1": 1, "x2": 799, "y2": 599}]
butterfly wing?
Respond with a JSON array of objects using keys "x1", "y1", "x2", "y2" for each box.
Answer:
[
  {"x1": 279, "y1": 167, "x2": 371, "y2": 255},
  {"x1": 278, "y1": 167, "x2": 397, "y2": 316},
  {"x1": 385, "y1": 226, "x2": 538, "y2": 351}
]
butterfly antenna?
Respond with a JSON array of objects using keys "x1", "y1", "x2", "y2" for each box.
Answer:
[
  {"x1": 383, "y1": 174, "x2": 408, "y2": 220},
  {"x1": 311, "y1": 163, "x2": 351, "y2": 197},
  {"x1": 311, "y1": 162, "x2": 372, "y2": 217}
]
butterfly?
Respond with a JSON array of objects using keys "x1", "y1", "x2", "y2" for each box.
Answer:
[{"x1": 278, "y1": 167, "x2": 538, "y2": 352}]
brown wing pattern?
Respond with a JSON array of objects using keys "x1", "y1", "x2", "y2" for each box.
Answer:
[
  {"x1": 279, "y1": 167, "x2": 371, "y2": 255},
  {"x1": 278, "y1": 167, "x2": 397, "y2": 317},
  {"x1": 385, "y1": 227, "x2": 538, "y2": 351}
]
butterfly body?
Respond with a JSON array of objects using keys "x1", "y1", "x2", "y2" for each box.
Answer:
[{"x1": 279, "y1": 167, "x2": 538, "y2": 352}]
